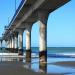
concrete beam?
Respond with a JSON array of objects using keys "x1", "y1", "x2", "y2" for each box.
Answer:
[{"x1": 2, "y1": 0, "x2": 70, "y2": 40}]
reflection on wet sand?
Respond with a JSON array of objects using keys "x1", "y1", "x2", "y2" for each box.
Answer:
[
  {"x1": 53, "y1": 61, "x2": 75, "y2": 68},
  {"x1": 29, "y1": 57, "x2": 75, "y2": 75},
  {"x1": 39, "y1": 62, "x2": 47, "y2": 73}
]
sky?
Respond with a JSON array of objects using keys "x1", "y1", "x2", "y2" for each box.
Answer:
[{"x1": 0, "y1": 0, "x2": 75, "y2": 47}]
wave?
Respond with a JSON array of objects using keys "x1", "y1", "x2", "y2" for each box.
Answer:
[
  {"x1": 0, "y1": 53, "x2": 75, "y2": 58},
  {"x1": 30, "y1": 53, "x2": 75, "y2": 58},
  {"x1": 48, "y1": 53, "x2": 75, "y2": 58}
]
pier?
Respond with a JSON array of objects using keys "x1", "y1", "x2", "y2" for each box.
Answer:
[{"x1": 0, "y1": 0, "x2": 70, "y2": 74}]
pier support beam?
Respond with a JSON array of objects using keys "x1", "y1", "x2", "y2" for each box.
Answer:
[
  {"x1": 5, "y1": 40, "x2": 7, "y2": 49},
  {"x1": 0, "y1": 40, "x2": 2, "y2": 50},
  {"x1": 14, "y1": 32, "x2": 18, "y2": 53},
  {"x1": 7, "y1": 41, "x2": 9, "y2": 48},
  {"x1": 18, "y1": 30, "x2": 24, "y2": 55},
  {"x1": 9, "y1": 39, "x2": 12, "y2": 49},
  {"x1": 26, "y1": 25, "x2": 32, "y2": 62},
  {"x1": 7, "y1": 40, "x2": 10, "y2": 49},
  {"x1": 11, "y1": 35, "x2": 15, "y2": 52},
  {"x1": 38, "y1": 11, "x2": 49, "y2": 72},
  {"x1": 5, "y1": 40, "x2": 10, "y2": 51}
]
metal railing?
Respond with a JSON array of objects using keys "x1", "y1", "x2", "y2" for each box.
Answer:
[
  {"x1": 8, "y1": 0, "x2": 26, "y2": 28},
  {"x1": 2, "y1": 0, "x2": 26, "y2": 39}
]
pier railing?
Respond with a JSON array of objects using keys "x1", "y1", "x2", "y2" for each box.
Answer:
[{"x1": 8, "y1": 0, "x2": 26, "y2": 28}]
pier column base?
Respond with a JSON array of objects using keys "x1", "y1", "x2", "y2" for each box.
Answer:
[
  {"x1": 39, "y1": 61, "x2": 47, "y2": 73},
  {"x1": 18, "y1": 49, "x2": 23, "y2": 55},
  {"x1": 26, "y1": 49, "x2": 31, "y2": 62},
  {"x1": 39, "y1": 51, "x2": 47, "y2": 63}
]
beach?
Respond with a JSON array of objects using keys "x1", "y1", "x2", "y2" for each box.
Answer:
[
  {"x1": 0, "y1": 57, "x2": 75, "y2": 75},
  {"x1": 0, "y1": 61, "x2": 68, "y2": 75},
  {"x1": 53, "y1": 61, "x2": 75, "y2": 68}
]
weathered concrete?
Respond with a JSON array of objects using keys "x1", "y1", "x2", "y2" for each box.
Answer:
[
  {"x1": 18, "y1": 30, "x2": 24, "y2": 55},
  {"x1": 14, "y1": 32, "x2": 18, "y2": 52},
  {"x1": 38, "y1": 11, "x2": 49, "y2": 63},
  {"x1": 0, "y1": 39, "x2": 2, "y2": 50},
  {"x1": 9, "y1": 39, "x2": 12, "y2": 49},
  {"x1": 26, "y1": 25, "x2": 32, "y2": 62},
  {"x1": 11, "y1": 36, "x2": 14, "y2": 49}
]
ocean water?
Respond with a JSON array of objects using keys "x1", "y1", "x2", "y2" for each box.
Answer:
[
  {"x1": 30, "y1": 47, "x2": 75, "y2": 53},
  {"x1": 0, "y1": 47, "x2": 75, "y2": 58},
  {"x1": 0, "y1": 47, "x2": 75, "y2": 53},
  {"x1": 24, "y1": 47, "x2": 75, "y2": 58}
]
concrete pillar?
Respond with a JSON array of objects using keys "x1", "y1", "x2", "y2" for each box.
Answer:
[
  {"x1": 7, "y1": 41, "x2": 8, "y2": 48},
  {"x1": 13, "y1": 32, "x2": 18, "y2": 53},
  {"x1": 26, "y1": 25, "x2": 32, "y2": 62},
  {"x1": 8, "y1": 40, "x2": 10, "y2": 48},
  {"x1": 5, "y1": 40, "x2": 7, "y2": 49},
  {"x1": 0, "y1": 40, "x2": 2, "y2": 50},
  {"x1": 38, "y1": 11, "x2": 49, "y2": 69},
  {"x1": 9, "y1": 39, "x2": 12, "y2": 49},
  {"x1": 18, "y1": 30, "x2": 24, "y2": 55},
  {"x1": 14, "y1": 33, "x2": 18, "y2": 53},
  {"x1": 39, "y1": 21, "x2": 47, "y2": 62},
  {"x1": 11, "y1": 37, "x2": 14, "y2": 48},
  {"x1": 9, "y1": 40, "x2": 10, "y2": 48},
  {"x1": 11, "y1": 35, "x2": 14, "y2": 52},
  {"x1": 5, "y1": 40, "x2": 9, "y2": 51}
]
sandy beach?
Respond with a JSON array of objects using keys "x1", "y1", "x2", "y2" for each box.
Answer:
[
  {"x1": 0, "y1": 61, "x2": 70, "y2": 75},
  {"x1": 0, "y1": 53, "x2": 75, "y2": 75},
  {"x1": 53, "y1": 61, "x2": 75, "y2": 68}
]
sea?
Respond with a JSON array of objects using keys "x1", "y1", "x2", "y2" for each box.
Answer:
[{"x1": 24, "y1": 47, "x2": 75, "y2": 58}]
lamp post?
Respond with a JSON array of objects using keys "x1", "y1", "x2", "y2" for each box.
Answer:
[{"x1": 15, "y1": 0, "x2": 16, "y2": 12}]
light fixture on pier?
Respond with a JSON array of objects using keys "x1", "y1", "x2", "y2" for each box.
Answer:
[{"x1": 4, "y1": 26, "x2": 9, "y2": 30}]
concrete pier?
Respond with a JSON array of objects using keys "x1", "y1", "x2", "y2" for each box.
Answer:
[
  {"x1": 14, "y1": 32, "x2": 18, "y2": 53},
  {"x1": 1, "y1": 0, "x2": 70, "y2": 72},
  {"x1": 26, "y1": 25, "x2": 32, "y2": 62},
  {"x1": 0, "y1": 39, "x2": 2, "y2": 50},
  {"x1": 7, "y1": 40, "x2": 10, "y2": 49},
  {"x1": 38, "y1": 11, "x2": 49, "y2": 63},
  {"x1": 9, "y1": 39, "x2": 12, "y2": 49},
  {"x1": 11, "y1": 35, "x2": 15, "y2": 52},
  {"x1": 18, "y1": 30, "x2": 24, "y2": 55}
]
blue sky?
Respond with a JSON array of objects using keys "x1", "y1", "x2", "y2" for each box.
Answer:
[{"x1": 0, "y1": 0, "x2": 75, "y2": 47}]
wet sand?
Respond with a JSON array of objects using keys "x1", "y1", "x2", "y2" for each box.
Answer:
[
  {"x1": 53, "y1": 61, "x2": 75, "y2": 68},
  {"x1": 0, "y1": 61, "x2": 67, "y2": 75}
]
